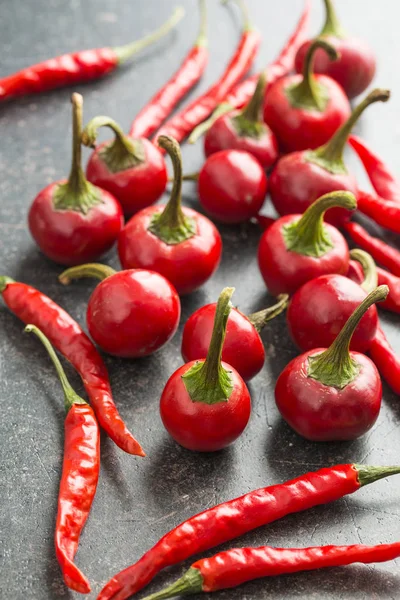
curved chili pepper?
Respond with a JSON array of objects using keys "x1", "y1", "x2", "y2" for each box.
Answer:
[
  {"x1": 369, "y1": 325, "x2": 400, "y2": 396},
  {"x1": 25, "y1": 325, "x2": 100, "y2": 594},
  {"x1": 144, "y1": 540, "x2": 400, "y2": 599},
  {"x1": 97, "y1": 463, "x2": 399, "y2": 599},
  {"x1": 155, "y1": 0, "x2": 261, "y2": 146},
  {"x1": 0, "y1": 276, "x2": 144, "y2": 456},
  {"x1": 349, "y1": 134, "x2": 400, "y2": 203},
  {"x1": 0, "y1": 8, "x2": 184, "y2": 101},
  {"x1": 357, "y1": 188, "x2": 400, "y2": 234},
  {"x1": 129, "y1": 1, "x2": 208, "y2": 139},
  {"x1": 344, "y1": 221, "x2": 400, "y2": 277}
]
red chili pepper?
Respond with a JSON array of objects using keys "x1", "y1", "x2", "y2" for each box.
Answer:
[
  {"x1": 182, "y1": 293, "x2": 288, "y2": 381},
  {"x1": 118, "y1": 136, "x2": 222, "y2": 295},
  {"x1": 258, "y1": 191, "x2": 356, "y2": 296},
  {"x1": 269, "y1": 89, "x2": 390, "y2": 227},
  {"x1": 0, "y1": 8, "x2": 184, "y2": 101},
  {"x1": 369, "y1": 325, "x2": 400, "y2": 396},
  {"x1": 129, "y1": 1, "x2": 208, "y2": 140},
  {"x1": 0, "y1": 276, "x2": 144, "y2": 456},
  {"x1": 264, "y1": 39, "x2": 351, "y2": 153},
  {"x1": 155, "y1": 0, "x2": 261, "y2": 146},
  {"x1": 59, "y1": 264, "x2": 180, "y2": 358},
  {"x1": 348, "y1": 253, "x2": 400, "y2": 315},
  {"x1": 25, "y1": 325, "x2": 100, "y2": 594},
  {"x1": 349, "y1": 135, "x2": 400, "y2": 202},
  {"x1": 295, "y1": 0, "x2": 376, "y2": 99},
  {"x1": 197, "y1": 149, "x2": 268, "y2": 224},
  {"x1": 346, "y1": 259, "x2": 365, "y2": 285},
  {"x1": 256, "y1": 214, "x2": 276, "y2": 230},
  {"x1": 160, "y1": 288, "x2": 251, "y2": 452},
  {"x1": 356, "y1": 188, "x2": 400, "y2": 234},
  {"x1": 28, "y1": 94, "x2": 123, "y2": 266},
  {"x1": 97, "y1": 463, "x2": 400, "y2": 600},
  {"x1": 276, "y1": 286, "x2": 387, "y2": 441},
  {"x1": 344, "y1": 221, "x2": 400, "y2": 277}
]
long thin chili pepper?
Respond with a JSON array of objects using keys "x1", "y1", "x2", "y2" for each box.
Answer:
[
  {"x1": 348, "y1": 252, "x2": 400, "y2": 314},
  {"x1": 349, "y1": 134, "x2": 400, "y2": 203},
  {"x1": 25, "y1": 324, "x2": 100, "y2": 595},
  {"x1": 344, "y1": 221, "x2": 400, "y2": 277},
  {"x1": 357, "y1": 188, "x2": 400, "y2": 234},
  {"x1": 369, "y1": 325, "x2": 400, "y2": 396},
  {"x1": 155, "y1": 0, "x2": 261, "y2": 146},
  {"x1": 97, "y1": 463, "x2": 400, "y2": 600},
  {"x1": 188, "y1": 0, "x2": 311, "y2": 143},
  {"x1": 0, "y1": 8, "x2": 184, "y2": 101},
  {"x1": 144, "y1": 541, "x2": 400, "y2": 599},
  {"x1": 129, "y1": 1, "x2": 208, "y2": 140},
  {"x1": 0, "y1": 277, "x2": 144, "y2": 456}
]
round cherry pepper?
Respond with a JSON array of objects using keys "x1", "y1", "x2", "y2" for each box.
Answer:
[
  {"x1": 275, "y1": 286, "x2": 388, "y2": 442},
  {"x1": 269, "y1": 88, "x2": 390, "y2": 227},
  {"x1": 258, "y1": 191, "x2": 356, "y2": 296},
  {"x1": 59, "y1": 264, "x2": 180, "y2": 358},
  {"x1": 181, "y1": 294, "x2": 288, "y2": 381},
  {"x1": 295, "y1": 0, "x2": 376, "y2": 99},
  {"x1": 196, "y1": 149, "x2": 268, "y2": 224},
  {"x1": 287, "y1": 249, "x2": 379, "y2": 353},
  {"x1": 118, "y1": 136, "x2": 222, "y2": 295},
  {"x1": 263, "y1": 39, "x2": 351, "y2": 153},
  {"x1": 160, "y1": 287, "x2": 251, "y2": 452},
  {"x1": 82, "y1": 115, "x2": 167, "y2": 217},
  {"x1": 203, "y1": 72, "x2": 279, "y2": 170},
  {"x1": 28, "y1": 94, "x2": 123, "y2": 266}
]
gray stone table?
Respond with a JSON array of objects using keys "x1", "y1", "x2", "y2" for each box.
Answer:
[{"x1": 1, "y1": 1, "x2": 400, "y2": 598}]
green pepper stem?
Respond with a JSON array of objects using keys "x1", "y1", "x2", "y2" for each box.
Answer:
[
  {"x1": 283, "y1": 191, "x2": 357, "y2": 258},
  {"x1": 355, "y1": 464, "x2": 400, "y2": 487},
  {"x1": 24, "y1": 325, "x2": 87, "y2": 412},
  {"x1": 308, "y1": 285, "x2": 389, "y2": 389},
  {"x1": 196, "y1": 0, "x2": 208, "y2": 47},
  {"x1": 239, "y1": 72, "x2": 266, "y2": 122},
  {"x1": 113, "y1": 7, "x2": 185, "y2": 63},
  {"x1": 308, "y1": 89, "x2": 391, "y2": 174},
  {"x1": 182, "y1": 288, "x2": 235, "y2": 405},
  {"x1": 142, "y1": 568, "x2": 203, "y2": 600},
  {"x1": 0, "y1": 275, "x2": 15, "y2": 293},
  {"x1": 222, "y1": 0, "x2": 252, "y2": 32},
  {"x1": 321, "y1": 0, "x2": 345, "y2": 37},
  {"x1": 349, "y1": 249, "x2": 378, "y2": 294},
  {"x1": 189, "y1": 102, "x2": 234, "y2": 144},
  {"x1": 59, "y1": 263, "x2": 117, "y2": 285},
  {"x1": 248, "y1": 294, "x2": 289, "y2": 333}
]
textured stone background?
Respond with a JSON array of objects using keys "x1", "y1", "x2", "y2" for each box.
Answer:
[{"x1": 1, "y1": 1, "x2": 400, "y2": 598}]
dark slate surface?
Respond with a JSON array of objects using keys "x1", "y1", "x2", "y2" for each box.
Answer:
[{"x1": 1, "y1": 1, "x2": 400, "y2": 598}]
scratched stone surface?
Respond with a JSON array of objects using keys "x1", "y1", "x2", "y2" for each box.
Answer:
[{"x1": 1, "y1": 0, "x2": 400, "y2": 598}]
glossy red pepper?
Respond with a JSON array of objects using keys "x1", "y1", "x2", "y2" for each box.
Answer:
[
  {"x1": 349, "y1": 135, "x2": 400, "y2": 203},
  {"x1": 28, "y1": 94, "x2": 123, "y2": 266},
  {"x1": 369, "y1": 325, "x2": 400, "y2": 396},
  {"x1": 118, "y1": 136, "x2": 222, "y2": 295},
  {"x1": 160, "y1": 288, "x2": 251, "y2": 452},
  {"x1": 344, "y1": 221, "x2": 400, "y2": 277},
  {"x1": 0, "y1": 8, "x2": 184, "y2": 101},
  {"x1": 97, "y1": 463, "x2": 400, "y2": 600},
  {"x1": 83, "y1": 117, "x2": 167, "y2": 218},
  {"x1": 269, "y1": 89, "x2": 390, "y2": 227},
  {"x1": 181, "y1": 294, "x2": 288, "y2": 381},
  {"x1": 357, "y1": 188, "x2": 400, "y2": 234},
  {"x1": 155, "y1": 0, "x2": 261, "y2": 145},
  {"x1": 258, "y1": 191, "x2": 355, "y2": 296},
  {"x1": 129, "y1": 1, "x2": 208, "y2": 139},
  {"x1": 264, "y1": 39, "x2": 351, "y2": 153},
  {"x1": 197, "y1": 149, "x2": 268, "y2": 224},
  {"x1": 25, "y1": 325, "x2": 100, "y2": 594},
  {"x1": 276, "y1": 286, "x2": 387, "y2": 441},
  {"x1": 0, "y1": 276, "x2": 143, "y2": 456},
  {"x1": 295, "y1": 0, "x2": 376, "y2": 99},
  {"x1": 59, "y1": 264, "x2": 180, "y2": 358}
]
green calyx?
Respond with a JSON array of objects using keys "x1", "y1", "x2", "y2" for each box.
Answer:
[
  {"x1": 142, "y1": 568, "x2": 203, "y2": 600},
  {"x1": 248, "y1": 294, "x2": 289, "y2": 333},
  {"x1": 355, "y1": 464, "x2": 400, "y2": 487},
  {"x1": 24, "y1": 325, "x2": 87, "y2": 412},
  {"x1": 232, "y1": 72, "x2": 268, "y2": 140},
  {"x1": 306, "y1": 88, "x2": 391, "y2": 175},
  {"x1": 0, "y1": 276, "x2": 15, "y2": 293},
  {"x1": 320, "y1": 0, "x2": 346, "y2": 38},
  {"x1": 350, "y1": 249, "x2": 378, "y2": 294},
  {"x1": 182, "y1": 287, "x2": 235, "y2": 405},
  {"x1": 148, "y1": 135, "x2": 196, "y2": 245},
  {"x1": 82, "y1": 115, "x2": 146, "y2": 173},
  {"x1": 54, "y1": 93, "x2": 103, "y2": 215},
  {"x1": 285, "y1": 39, "x2": 338, "y2": 112},
  {"x1": 59, "y1": 263, "x2": 116, "y2": 285},
  {"x1": 307, "y1": 285, "x2": 389, "y2": 389},
  {"x1": 283, "y1": 191, "x2": 356, "y2": 258}
]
